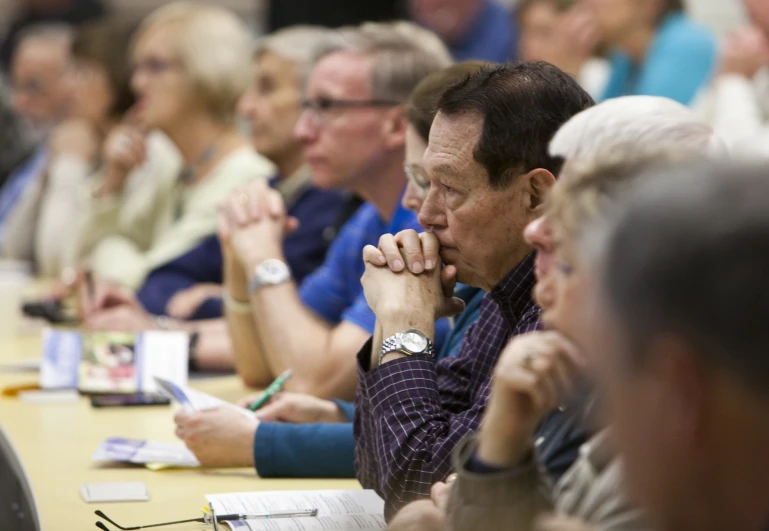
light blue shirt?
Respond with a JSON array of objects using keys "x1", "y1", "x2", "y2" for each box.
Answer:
[
  {"x1": 0, "y1": 145, "x2": 47, "y2": 252},
  {"x1": 601, "y1": 13, "x2": 716, "y2": 105}
]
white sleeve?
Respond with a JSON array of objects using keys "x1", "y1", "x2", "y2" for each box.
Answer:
[{"x1": 711, "y1": 74, "x2": 769, "y2": 159}]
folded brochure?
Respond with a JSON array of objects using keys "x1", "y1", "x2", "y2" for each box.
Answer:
[
  {"x1": 92, "y1": 437, "x2": 199, "y2": 469},
  {"x1": 41, "y1": 329, "x2": 189, "y2": 394},
  {"x1": 154, "y1": 377, "x2": 253, "y2": 419}
]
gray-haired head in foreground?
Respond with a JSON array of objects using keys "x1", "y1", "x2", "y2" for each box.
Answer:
[
  {"x1": 591, "y1": 160, "x2": 769, "y2": 397},
  {"x1": 549, "y1": 95, "x2": 725, "y2": 161},
  {"x1": 311, "y1": 21, "x2": 453, "y2": 103}
]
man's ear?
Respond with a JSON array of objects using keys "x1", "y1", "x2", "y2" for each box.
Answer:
[
  {"x1": 381, "y1": 106, "x2": 408, "y2": 150},
  {"x1": 523, "y1": 168, "x2": 557, "y2": 211}
]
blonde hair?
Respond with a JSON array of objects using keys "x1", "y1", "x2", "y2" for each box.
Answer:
[
  {"x1": 136, "y1": 2, "x2": 253, "y2": 123},
  {"x1": 546, "y1": 147, "x2": 697, "y2": 250}
]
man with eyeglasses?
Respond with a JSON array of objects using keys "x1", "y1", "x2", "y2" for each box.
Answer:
[
  {"x1": 0, "y1": 25, "x2": 72, "y2": 254},
  {"x1": 209, "y1": 23, "x2": 453, "y2": 403}
]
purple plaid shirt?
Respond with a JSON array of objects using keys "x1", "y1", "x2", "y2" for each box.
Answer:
[{"x1": 354, "y1": 254, "x2": 540, "y2": 518}]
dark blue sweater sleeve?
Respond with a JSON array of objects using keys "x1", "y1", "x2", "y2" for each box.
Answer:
[{"x1": 254, "y1": 422, "x2": 356, "y2": 478}]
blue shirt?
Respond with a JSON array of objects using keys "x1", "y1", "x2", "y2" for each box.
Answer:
[
  {"x1": 601, "y1": 12, "x2": 716, "y2": 105},
  {"x1": 254, "y1": 286, "x2": 485, "y2": 478},
  {"x1": 0, "y1": 146, "x2": 47, "y2": 253},
  {"x1": 137, "y1": 181, "x2": 347, "y2": 319},
  {"x1": 299, "y1": 198, "x2": 449, "y2": 342},
  {"x1": 450, "y1": 0, "x2": 517, "y2": 63}
]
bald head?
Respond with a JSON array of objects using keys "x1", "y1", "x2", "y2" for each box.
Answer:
[{"x1": 10, "y1": 26, "x2": 72, "y2": 136}]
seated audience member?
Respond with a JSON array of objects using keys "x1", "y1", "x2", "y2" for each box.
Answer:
[
  {"x1": 580, "y1": 161, "x2": 769, "y2": 531},
  {"x1": 696, "y1": 0, "x2": 769, "y2": 158},
  {"x1": 583, "y1": 0, "x2": 716, "y2": 105},
  {"x1": 81, "y1": 2, "x2": 274, "y2": 329},
  {"x1": 5, "y1": 18, "x2": 139, "y2": 278},
  {"x1": 0, "y1": 0, "x2": 105, "y2": 70},
  {"x1": 1, "y1": 25, "x2": 70, "y2": 256},
  {"x1": 355, "y1": 62, "x2": 594, "y2": 518},
  {"x1": 173, "y1": 61, "x2": 488, "y2": 476},
  {"x1": 164, "y1": 26, "x2": 351, "y2": 321},
  {"x1": 217, "y1": 22, "x2": 453, "y2": 397},
  {"x1": 0, "y1": 80, "x2": 33, "y2": 200},
  {"x1": 516, "y1": 0, "x2": 607, "y2": 100},
  {"x1": 385, "y1": 95, "x2": 722, "y2": 531},
  {"x1": 408, "y1": 0, "x2": 517, "y2": 62}
]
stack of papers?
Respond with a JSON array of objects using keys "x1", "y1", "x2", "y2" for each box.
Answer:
[{"x1": 206, "y1": 490, "x2": 386, "y2": 530}]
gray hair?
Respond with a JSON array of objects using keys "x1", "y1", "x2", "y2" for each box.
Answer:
[
  {"x1": 313, "y1": 21, "x2": 453, "y2": 102},
  {"x1": 15, "y1": 23, "x2": 72, "y2": 50},
  {"x1": 254, "y1": 25, "x2": 339, "y2": 87},
  {"x1": 592, "y1": 160, "x2": 769, "y2": 398},
  {"x1": 549, "y1": 95, "x2": 725, "y2": 161}
]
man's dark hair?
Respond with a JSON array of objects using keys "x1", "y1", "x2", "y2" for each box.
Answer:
[
  {"x1": 437, "y1": 61, "x2": 594, "y2": 188},
  {"x1": 600, "y1": 161, "x2": 769, "y2": 397}
]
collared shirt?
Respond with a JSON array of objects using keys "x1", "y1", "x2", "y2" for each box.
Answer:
[
  {"x1": 354, "y1": 253, "x2": 541, "y2": 519},
  {"x1": 0, "y1": 145, "x2": 47, "y2": 253},
  {"x1": 449, "y1": 0, "x2": 518, "y2": 63},
  {"x1": 601, "y1": 12, "x2": 716, "y2": 105}
]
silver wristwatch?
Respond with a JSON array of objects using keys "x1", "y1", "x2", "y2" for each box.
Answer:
[
  {"x1": 247, "y1": 259, "x2": 292, "y2": 295},
  {"x1": 379, "y1": 329, "x2": 435, "y2": 365}
]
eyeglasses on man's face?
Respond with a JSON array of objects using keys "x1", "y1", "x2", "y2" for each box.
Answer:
[{"x1": 300, "y1": 97, "x2": 401, "y2": 126}]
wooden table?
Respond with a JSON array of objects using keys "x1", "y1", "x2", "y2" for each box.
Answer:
[{"x1": 0, "y1": 331, "x2": 360, "y2": 531}]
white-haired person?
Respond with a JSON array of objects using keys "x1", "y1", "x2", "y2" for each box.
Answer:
[
  {"x1": 695, "y1": 0, "x2": 769, "y2": 159},
  {"x1": 385, "y1": 95, "x2": 723, "y2": 531},
  {"x1": 80, "y1": 2, "x2": 273, "y2": 336}
]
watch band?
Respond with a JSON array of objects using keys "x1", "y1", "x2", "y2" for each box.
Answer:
[
  {"x1": 379, "y1": 329, "x2": 435, "y2": 366},
  {"x1": 247, "y1": 259, "x2": 292, "y2": 295}
]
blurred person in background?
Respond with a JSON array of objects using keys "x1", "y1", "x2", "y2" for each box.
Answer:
[
  {"x1": 695, "y1": 0, "x2": 769, "y2": 158},
  {"x1": 580, "y1": 160, "x2": 769, "y2": 531},
  {"x1": 80, "y1": 2, "x2": 273, "y2": 333},
  {"x1": 0, "y1": 81, "x2": 34, "y2": 209},
  {"x1": 516, "y1": 0, "x2": 607, "y2": 100},
  {"x1": 164, "y1": 26, "x2": 351, "y2": 322},
  {"x1": 268, "y1": 0, "x2": 406, "y2": 32},
  {"x1": 583, "y1": 0, "x2": 716, "y2": 105},
  {"x1": 1, "y1": 0, "x2": 106, "y2": 71},
  {"x1": 408, "y1": 0, "x2": 517, "y2": 62},
  {"x1": 4, "y1": 18, "x2": 140, "y2": 279},
  {"x1": 0, "y1": 25, "x2": 71, "y2": 257},
  {"x1": 217, "y1": 22, "x2": 452, "y2": 396},
  {"x1": 173, "y1": 61, "x2": 487, "y2": 474}
]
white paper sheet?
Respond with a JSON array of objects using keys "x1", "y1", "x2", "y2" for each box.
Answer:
[
  {"x1": 92, "y1": 437, "x2": 200, "y2": 467},
  {"x1": 206, "y1": 490, "x2": 385, "y2": 531},
  {"x1": 154, "y1": 377, "x2": 252, "y2": 419}
]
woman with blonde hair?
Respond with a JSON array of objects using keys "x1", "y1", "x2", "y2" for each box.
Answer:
[{"x1": 81, "y1": 2, "x2": 273, "y2": 330}]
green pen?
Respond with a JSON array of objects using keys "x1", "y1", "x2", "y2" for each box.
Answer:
[{"x1": 248, "y1": 369, "x2": 293, "y2": 411}]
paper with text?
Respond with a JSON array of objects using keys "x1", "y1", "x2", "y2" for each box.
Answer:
[
  {"x1": 92, "y1": 437, "x2": 200, "y2": 468},
  {"x1": 206, "y1": 490, "x2": 385, "y2": 531}
]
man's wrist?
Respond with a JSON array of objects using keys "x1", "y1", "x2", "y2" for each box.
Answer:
[
  {"x1": 378, "y1": 304, "x2": 437, "y2": 341},
  {"x1": 476, "y1": 415, "x2": 535, "y2": 468}
]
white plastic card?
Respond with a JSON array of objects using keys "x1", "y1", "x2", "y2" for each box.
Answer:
[{"x1": 80, "y1": 481, "x2": 150, "y2": 503}]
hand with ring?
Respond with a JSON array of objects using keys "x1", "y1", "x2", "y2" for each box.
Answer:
[{"x1": 477, "y1": 331, "x2": 587, "y2": 468}]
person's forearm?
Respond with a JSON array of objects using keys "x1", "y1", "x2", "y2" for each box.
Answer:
[
  {"x1": 226, "y1": 305, "x2": 274, "y2": 388},
  {"x1": 247, "y1": 282, "x2": 351, "y2": 398}
]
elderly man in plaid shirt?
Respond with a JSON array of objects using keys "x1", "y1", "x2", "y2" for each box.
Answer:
[{"x1": 355, "y1": 62, "x2": 595, "y2": 518}]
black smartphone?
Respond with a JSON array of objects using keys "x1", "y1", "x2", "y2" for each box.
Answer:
[{"x1": 90, "y1": 393, "x2": 171, "y2": 408}]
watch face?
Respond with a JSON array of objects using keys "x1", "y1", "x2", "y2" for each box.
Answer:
[
  {"x1": 260, "y1": 260, "x2": 289, "y2": 283},
  {"x1": 402, "y1": 332, "x2": 427, "y2": 353}
]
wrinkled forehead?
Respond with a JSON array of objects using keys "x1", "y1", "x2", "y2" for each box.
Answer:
[
  {"x1": 423, "y1": 110, "x2": 485, "y2": 178},
  {"x1": 306, "y1": 51, "x2": 373, "y2": 99}
]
